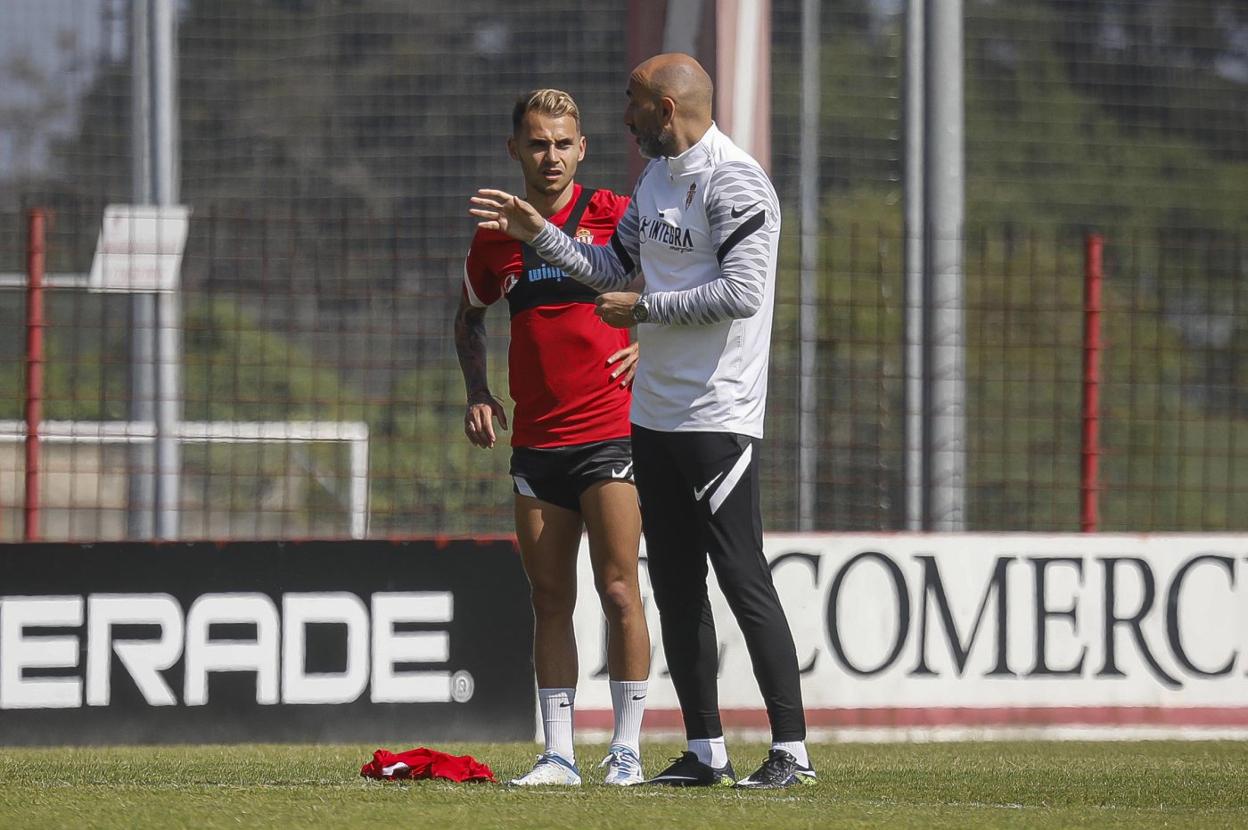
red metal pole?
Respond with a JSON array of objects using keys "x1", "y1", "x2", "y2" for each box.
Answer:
[
  {"x1": 24, "y1": 209, "x2": 47, "y2": 542},
  {"x1": 1080, "y1": 233, "x2": 1104, "y2": 532}
]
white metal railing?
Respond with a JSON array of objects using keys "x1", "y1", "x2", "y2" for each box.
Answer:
[{"x1": 0, "y1": 420, "x2": 369, "y2": 539}]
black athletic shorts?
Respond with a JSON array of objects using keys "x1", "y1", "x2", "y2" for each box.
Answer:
[{"x1": 510, "y1": 438, "x2": 634, "y2": 512}]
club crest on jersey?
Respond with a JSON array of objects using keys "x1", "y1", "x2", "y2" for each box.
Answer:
[
  {"x1": 685, "y1": 182, "x2": 697, "y2": 208},
  {"x1": 502, "y1": 273, "x2": 519, "y2": 294},
  {"x1": 574, "y1": 226, "x2": 594, "y2": 244}
]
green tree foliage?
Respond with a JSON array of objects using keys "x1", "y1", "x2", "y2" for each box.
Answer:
[
  {"x1": 5, "y1": 0, "x2": 1246, "y2": 532},
  {"x1": 1045, "y1": 0, "x2": 1248, "y2": 161}
]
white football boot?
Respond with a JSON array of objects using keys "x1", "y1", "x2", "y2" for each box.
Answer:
[
  {"x1": 599, "y1": 744, "x2": 644, "y2": 786},
  {"x1": 507, "y1": 751, "x2": 582, "y2": 786}
]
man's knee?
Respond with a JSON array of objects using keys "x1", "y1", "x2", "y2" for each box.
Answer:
[
  {"x1": 712, "y1": 554, "x2": 777, "y2": 606},
  {"x1": 650, "y1": 580, "x2": 709, "y2": 624},
  {"x1": 595, "y1": 575, "x2": 641, "y2": 621}
]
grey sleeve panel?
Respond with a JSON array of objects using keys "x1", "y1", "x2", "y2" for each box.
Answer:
[
  {"x1": 528, "y1": 168, "x2": 653, "y2": 293},
  {"x1": 530, "y1": 217, "x2": 633, "y2": 293},
  {"x1": 647, "y1": 161, "x2": 780, "y2": 326}
]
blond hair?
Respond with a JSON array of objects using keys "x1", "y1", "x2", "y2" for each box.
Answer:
[{"x1": 512, "y1": 88, "x2": 582, "y2": 133}]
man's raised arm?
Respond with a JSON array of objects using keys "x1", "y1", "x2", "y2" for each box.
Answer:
[{"x1": 470, "y1": 187, "x2": 640, "y2": 292}]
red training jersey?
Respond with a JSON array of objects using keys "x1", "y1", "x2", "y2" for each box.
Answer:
[{"x1": 463, "y1": 184, "x2": 632, "y2": 448}]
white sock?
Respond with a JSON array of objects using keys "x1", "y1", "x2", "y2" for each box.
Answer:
[
  {"x1": 688, "y1": 735, "x2": 728, "y2": 768},
  {"x1": 772, "y1": 740, "x2": 809, "y2": 767},
  {"x1": 538, "y1": 687, "x2": 575, "y2": 762},
  {"x1": 608, "y1": 679, "x2": 647, "y2": 754}
]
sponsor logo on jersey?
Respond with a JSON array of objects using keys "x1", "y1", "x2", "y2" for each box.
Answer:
[
  {"x1": 574, "y1": 226, "x2": 594, "y2": 244},
  {"x1": 526, "y1": 264, "x2": 567, "y2": 283},
  {"x1": 639, "y1": 214, "x2": 694, "y2": 253}
]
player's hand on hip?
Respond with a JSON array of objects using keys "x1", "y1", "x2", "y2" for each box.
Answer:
[
  {"x1": 469, "y1": 189, "x2": 544, "y2": 242},
  {"x1": 595, "y1": 291, "x2": 640, "y2": 329},
  {"x1": 607, "y1": 341, "x2": 639, "y2": 388},
  {"x1": 464, "y1": 392, "x2": 508, "y2": 449}
]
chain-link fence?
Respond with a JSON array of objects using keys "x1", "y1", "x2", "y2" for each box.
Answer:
[{"x1": 1, "y1": 0, "x2": 1245, "y2": 539}]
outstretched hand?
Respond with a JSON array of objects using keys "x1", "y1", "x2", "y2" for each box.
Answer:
[{"x1": 469, "y1": 189, "x2": 545, "y2": 242}]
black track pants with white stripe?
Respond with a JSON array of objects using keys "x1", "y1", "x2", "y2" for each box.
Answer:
[{"x1": 631, "y1": 424, "x2": 806, "y2": 742}]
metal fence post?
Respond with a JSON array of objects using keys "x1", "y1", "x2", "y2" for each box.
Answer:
[
  {"x1": 903, "y1": 0, "x2": 926, "y2": 530},
  {"x1": 24, "y1": 209, "x2": 47, "y2": 543},
  {"x1": 797, "y1": 0, "x2": 821, "y2": 531},
  {"x1": 128, "y1": 0, "x2": 156, "y2": 539},
  {"x1": 1081, "y1": 233, "x2": 1104, "y2": 532},
  {"x1": 152, "y1": 0, "x2": 182, "y2": 539},
  {"x1": 923, "y1": 0, "x2": 966, "y2": 531}
]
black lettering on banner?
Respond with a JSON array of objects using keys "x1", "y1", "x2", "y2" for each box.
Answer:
[
  {"x1": 827, "y1": 551, "x2": 909, "y2": 676},
  {"x1": 910, "y1": 555, "x2": 1015, "y2": 677},
  {"x1": 1166, "y1": 555, "x2": 1237, "y2": 678},
  {"x1": 1097, "y1": 557, "x2": 1181, "y2": 689},
  {"x1": 769, "y1": 552, "x2": 821, "y2": 674},
  {"x1": 1028, "y1": 557, "x2": 1087, "y2": 677}
]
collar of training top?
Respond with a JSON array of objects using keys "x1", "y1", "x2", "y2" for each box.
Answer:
[{"x1": 665, "y1": 122, "x2": 720, "y2": 178}]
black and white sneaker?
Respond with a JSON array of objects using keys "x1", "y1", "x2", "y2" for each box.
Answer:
[
  {"x1": 643, "y1": 751, "x2": 736, "y2": 787},
  {"x1": 734, "y1": 749, "x2": 817, "y2": 789}
]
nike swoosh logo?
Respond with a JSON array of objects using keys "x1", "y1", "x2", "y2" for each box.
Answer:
[
  {"x1": 558, "y1": 701, "x2": 572, "y2": 708},
  {"x1": 631, "y1": 694, "x2": 646, "y2": 701},
  {"x1": 693, "y1": 472, "x2": 724, "y2": 502},
  {"x1": 730, "y1": 201, "x2": 759, "y2": 218},
  {"x1": 611, "y1": 462, "x2": 634, "y2": 480}
]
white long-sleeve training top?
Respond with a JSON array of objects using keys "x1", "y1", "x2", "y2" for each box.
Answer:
[{"x1": 529, "y1": 123, "x2": 780, "y2": 438}]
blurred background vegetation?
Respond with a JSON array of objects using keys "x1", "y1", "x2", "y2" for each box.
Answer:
[{"x1": 0, "y1": 0, "x2": 1245, "y2": 536}]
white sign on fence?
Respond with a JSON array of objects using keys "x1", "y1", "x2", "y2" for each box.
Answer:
[
  {"x1": 571, "y1": 534, "x2": 1248, "y2": 736},
  {"x1": 87, "y1": 204, "x2": 190, "y2": 293}
]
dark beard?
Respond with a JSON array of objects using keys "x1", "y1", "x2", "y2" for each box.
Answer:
[{"x1": 637, "y1": 126, "x2": 674, "y2": 159}]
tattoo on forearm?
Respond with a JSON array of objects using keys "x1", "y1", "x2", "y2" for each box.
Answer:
[{"x1": 454, "y1": 305, "x2": 491, "y2": 400}]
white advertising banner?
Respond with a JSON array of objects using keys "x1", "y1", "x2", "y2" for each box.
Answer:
[{"x1": 570, "y1": 534, "x2": 1248, "y2": 735}]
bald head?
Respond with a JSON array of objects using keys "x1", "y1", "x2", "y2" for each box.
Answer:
[
  {"x1": 632, "y1": 53, "x2": 714, "y2": 120},
  {"x1": 625, "y1": 53, "x2": 714, "y2": 157}
]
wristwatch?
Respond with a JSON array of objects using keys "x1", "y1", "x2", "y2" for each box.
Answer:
[{"x1": 631, "y1": 295, "x2": 650, "y2": 324}]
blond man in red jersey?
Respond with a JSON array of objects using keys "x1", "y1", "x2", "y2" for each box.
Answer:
[{"x1": 455, "y1": 89, "x2": 649, "y2": 786}]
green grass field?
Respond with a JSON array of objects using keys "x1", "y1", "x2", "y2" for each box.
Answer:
[{"x1": 2, "y1": 740, "x2": 1245, "y2": 829}]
